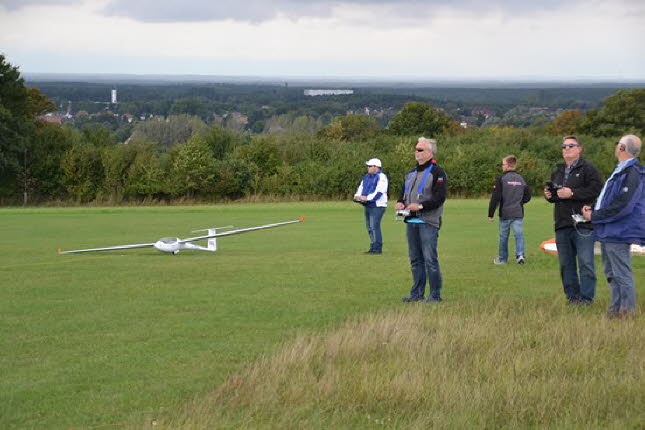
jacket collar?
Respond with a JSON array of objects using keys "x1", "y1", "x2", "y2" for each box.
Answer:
[{"x1": 415, "y1": 159, "x2": 435, "y2": 172}]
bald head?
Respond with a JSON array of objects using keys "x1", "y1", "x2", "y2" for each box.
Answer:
[{"x1": 620, "y1": 134, "x2": 642, "y2": 157}]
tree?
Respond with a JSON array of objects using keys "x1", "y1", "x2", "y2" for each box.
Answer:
[
  {"x1": 131, "y1": 114, "x2": 208, "y2": 151},
  {"x1": 549, "y1": 109, "x2": 583, "y2": 136},
  {"x1": 169, "y1": 137, "x2": 216, "y2": 197},
  {"x1": 579, "y1": 89, "x2": 645, "y2": 137},
  {"x1": 317, "y1": 115, "x2": 380, "y2": 141},
  {"x1": 0, "y1": 55, "x2": 57, "y2": 203},
  {"x1": 388, "y1": 102, "x2": 455, "y2": 136}
]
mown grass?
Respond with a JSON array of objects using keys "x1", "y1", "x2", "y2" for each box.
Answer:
[{"x1": 0, "y1": 200, "x2": 642, "y2": 429}]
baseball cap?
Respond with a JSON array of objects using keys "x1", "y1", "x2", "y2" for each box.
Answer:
[{"x1": 365, "y1": 158, "x2": 382, "y2": 167}]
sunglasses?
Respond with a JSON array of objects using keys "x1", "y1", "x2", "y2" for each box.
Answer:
[
  {"x1": 561, "y1": 144, "x2": 579, "y2": 149},
  {"x1": 415, "y1": 148, "x2": 426, "y2": 152}
]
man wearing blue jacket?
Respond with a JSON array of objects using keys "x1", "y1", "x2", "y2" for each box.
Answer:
[
  {"x1": 354, "y1": 158, "x2": 388, "y2": 254},
  {"x1": 583, "y1": 134, "x2": 643, "y2": 318}
]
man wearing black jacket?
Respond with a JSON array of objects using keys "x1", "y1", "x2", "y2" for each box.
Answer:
[
  {"x1": 395, "y1": 137, "x2": 448, "y2": 303},
  {"x1": 544, "y1": 136, "x2": 603, "y2": 305},
  {"x1": 488, "y1": 155, "x2": 531, "y2": 264}
]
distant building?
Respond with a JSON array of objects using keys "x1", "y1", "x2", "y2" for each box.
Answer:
[
  {"x1": 111, "y1": 89, "x2": 117, "y2": 104},
  {"x1": 304, "y1": 89, "x2": 354, "y2": 96}
]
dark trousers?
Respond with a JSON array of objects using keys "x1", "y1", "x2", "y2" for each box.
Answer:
[
  {"x1": 406, "y1": 222, "x2": 442, "y2": 300},
  {"x1": 555, "y1": 227, "x2": 596, "y2": 303}
]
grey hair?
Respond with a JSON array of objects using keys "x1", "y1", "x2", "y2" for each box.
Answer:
[
  {"x1": 621, "y1": 134, "x2": 642, "y2": 157},
  {"x1": 418, "y1": 137, "x2": 438, "y2": 154}
]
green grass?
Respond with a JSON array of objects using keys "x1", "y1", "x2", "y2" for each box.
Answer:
[{"x1": 0, "y1": 200, "x2": 642, "y2": 429}]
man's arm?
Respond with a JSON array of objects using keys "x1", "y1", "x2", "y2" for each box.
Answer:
[
  {"x1": 488, "y1": 175, "x2": 503, "y2": 218},
  {"x1": 419, "y1": 166, "x2": 447, "y2": 211},
  {"x1": 354, "y1": 180, "x2": 363, "y2": 198},
  {"x1": 544, "y1": 168, "x2": 559, "y2": 203},
  {"x1": 522, "y1": 181, "x2": 531, "y2": 204},
  {"x1": 592, "y1": 167, "x2": 640, "y2": 223}
]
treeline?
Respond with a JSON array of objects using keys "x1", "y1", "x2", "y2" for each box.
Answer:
[
  {"x1": 0, "y1": 122, "x2": 629, "y2": 205},
  {"x1": 3, "y1": 55, "x2": 643, "y2": 205}
]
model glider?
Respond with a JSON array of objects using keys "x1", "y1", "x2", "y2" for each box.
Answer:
[
  {"x1": 540, "y1": 238, "x2": 645, "y2": 256},
  {"x1": 58, "y1": 216, "x2": 305, "y2": 255}
]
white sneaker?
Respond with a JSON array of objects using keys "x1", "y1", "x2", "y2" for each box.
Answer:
[
  {"x1": 516, "y1": 256, "x2": 525, "y2": 264},
  {"x1": 493, "y1": 257, "x2": 506, "y2": 265}
]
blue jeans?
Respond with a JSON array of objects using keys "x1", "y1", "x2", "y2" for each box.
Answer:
[
  {"x1": 365, "y1": 206, "x2": 386, "y2": 252},
  {"x1": 555, "y1": 227, "x2": 596, "y2": 303},
  {"x1": 406, "y1": 222, "x2": 442, "y2": 299},
  {"x1": 601, "y1": 242, "x2": 636, "y2": 313},
  {"x1": 498, "y1": 218, "x2": 524, "y2": 262}
]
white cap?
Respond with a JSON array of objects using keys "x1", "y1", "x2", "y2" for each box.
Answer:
[{"x1": 365, "y1": 158, "x2": 382, "y2": 168}]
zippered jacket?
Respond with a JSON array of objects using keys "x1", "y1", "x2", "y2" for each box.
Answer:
[
  {"x1": 355, "y1": 172, "x2": 388, "y2": 208},
  {"x1": 545, "y1": 158, "x2": 603, "y2": 230},
  {"x1": 488, "y1": 170, "x2": 531, "y2": 219},
  {"x1": 397, "y1": 160, "x2": 447, "y2": 228},
  {"x1": 591, "y1": 159, "x2": 645, "y2": 245}
]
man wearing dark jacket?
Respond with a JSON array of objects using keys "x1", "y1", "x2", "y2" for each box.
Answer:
[
  {"x1": 395, "y1": 137, "x2": 447, "y2": 303},
  {"x1": 583, "y1": 134, "x2": 643, "y2": 318},
  {"x1": 544, "y1": 136, "x2": 603, "y2": 305},
  {"x1": 488, "y1": 155, "x2": 531, "y2": 264}
]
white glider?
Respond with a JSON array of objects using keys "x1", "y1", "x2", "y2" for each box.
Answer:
[{"x1": 58, "y1": 216, "x2": 305, "y2": 255}]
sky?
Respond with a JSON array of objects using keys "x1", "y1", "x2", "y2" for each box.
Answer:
[{"x1": 0, "y1": 0, "x2": 644, "y2": 80}]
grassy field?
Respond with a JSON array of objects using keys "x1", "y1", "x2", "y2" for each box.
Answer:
[{"x1": 1, "y1": 200, "x2": 643, "y2": 429}]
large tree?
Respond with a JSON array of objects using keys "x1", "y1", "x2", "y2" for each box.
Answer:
[
  {"x1": 388, "y1": 102, "x2": 455, "y2": 137},
  {"x1": 579, "y1": 89, "x2": 645, "y2": 137},
  {"x1": 0, "y1": 55, "x2": 57, "y2": 203}
]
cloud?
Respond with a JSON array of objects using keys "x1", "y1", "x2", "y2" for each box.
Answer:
[
  {"x1": 0, "y1": 0, "x2": 78, "y2": 11},
  {"x1": 98, "y1": 0, "x2": 582, "y2": 24}
]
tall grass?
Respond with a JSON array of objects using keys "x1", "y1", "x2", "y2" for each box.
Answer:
[{"x1": 152, "y1": 299, "x2": 644, "y2": 429}]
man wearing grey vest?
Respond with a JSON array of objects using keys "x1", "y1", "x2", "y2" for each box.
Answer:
[
  {"x1": 395, "y1": 137, "x2": 448, "y2": 303},
  {"x1": 488, "y1": 155, "x2": 531, "y2": 264}
]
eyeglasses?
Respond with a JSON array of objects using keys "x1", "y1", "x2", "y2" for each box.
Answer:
[
  {"x1": 415, "y1": 148, "x2": 426, "y2": 152},
  {"x1": 561, "y1": 144, "x2": 579, "y2": 149},
  {"x1": 367, "y1": 165, "x2": 377, "y2": 167}
]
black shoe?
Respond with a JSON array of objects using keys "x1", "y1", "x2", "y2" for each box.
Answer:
[
  {"x1": 424, "y1": 297, "x2": 442, "y2": 303},
  {"x1": 402, "y1": 297, "x2": 423, "y2": 303}
]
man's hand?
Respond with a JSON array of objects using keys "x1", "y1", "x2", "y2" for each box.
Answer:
[
  {"x1": 557, "y1": 187, "x2": 573, "y2": 199},
  {"x1": 488, "y1": 217, "x2": 494, "y2": 222},
  {"x1": 544, "y1": 188, "x2": 552, "y2": 199},
  {"x1": 582, "y1": 205, "x2": 592, "y2": 222},
  {"x1": 359, "y1": 195, "x2": 368, "y2": 202},
  {"x1": 407, "y1": 203, "x2": 421, "y2": 211},
  {"x1": 395, "y1": 202, "x2": 405, "y2": 210}
]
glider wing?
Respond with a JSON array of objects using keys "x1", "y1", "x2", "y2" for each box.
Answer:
[
  {"x1": 58, "y1": 243, "x2": 155, "y2": 254},
  {"x1": 179, "y1": 217, "x2": 304, "y2": 244}
]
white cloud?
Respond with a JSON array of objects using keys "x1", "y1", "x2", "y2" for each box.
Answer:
[{"x1": 0, "y1": 0, "x2": 643, "y2": 78}]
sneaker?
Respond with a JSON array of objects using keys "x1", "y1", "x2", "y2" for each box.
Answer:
[
  {"x1": 424, "y1": 297, "x2": 442, "y2": 303},
  {"x1": 493, "y1": 257, "x2": 506, "y2": 265},
  {"x1": 516, "y1": 256, "x2": 525, "y2": 265},
  {"x1": 402, "y1": 297, "x2": 423, "y2": 303}
]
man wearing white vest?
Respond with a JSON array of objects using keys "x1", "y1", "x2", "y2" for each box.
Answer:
[{"x1": 354, "y1": 158, "x2": 388, "y2": 254}]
